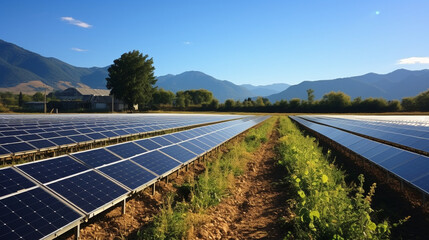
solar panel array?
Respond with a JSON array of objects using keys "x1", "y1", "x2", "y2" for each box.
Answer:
[
  {"x1": 299, "y1": 115, "x2": 429, "y2": 154},
  {"x1": 290, "y1": 116, "x2": 429, "y2": 196},
  {"x1": 0, "y1": 113, "x2": 244, "y2": 157},
  {"x1": 0, "y1": 115, "x2": 269, "y2": 239}
]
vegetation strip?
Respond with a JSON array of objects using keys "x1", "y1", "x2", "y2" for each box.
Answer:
[
  {"x1": 136, "y1": 117, "x2": 276, "y2": 239},
  {"x1": 275, "y1": 116, "x2": 407, "y2": 239}
]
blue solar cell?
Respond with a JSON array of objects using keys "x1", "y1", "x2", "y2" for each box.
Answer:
[
  {"x1": 134, "y1": 139, "x2": 162, "y2": 150},
  {"x1": 39, "y1": 132, "x2": 60, "y2": 138},
  {"x1": 0, "y1": 168, "x2": 35, "y2": 197},
  {"x1": 179, "y1": 141, "x2": 206, "y2": 155},
  {"x1": 2, "y1": 142, "x2": 36, "y2": 153},
  {"x1": 195, "y1": 136, "x2": 217, "y2": 148},
  {"x1": 76, "y1": 128, "x2": 94, "y2": 134},
  {"x1": 49, "y1": 137, "x2": 76, "y2": 146},
  {"x1": 391, "y1": 156, "x2": 429, "y2": 181},
  {"x1": 170, "y1": 132, "x2": 190, "y2": 141},
  {"x1": 188, "y1": 139, "x2": 211, "y2": 151},
  {"x1": 160, "y1": 145, "x2": 197, "y2": 163},
  {"x1": 69, "y1": 134, "x2": 93, "y2": 143},
  {"x1": 90, "y1": 127, "x2": 106, "y2": 131},
  {"x1": 0, "y1": 136, "x2": 21, "y2": 144},
  {"x1": 131, "y1": 150, "x2": 181, "y2": 176},
  {"x1": 56, "y1": 130, "x2": 80, "y2": 137},
  {"x1": 161, "y1": 134, "x2": 182, "y2": 144},
  {"x1": 72, "y1": 148, "x2": 121, "y2": 168},
  {"x1": 100, "y1": 131, "x2": 119, "y2": 138},
  {"x1": 0, "y1": 187, "x2": 82, "y2": 240},
  {"x1": 413, "y1": 174, "x2": 429, "y2": 193},
  {"x1": 124, "y1": 128, "x2": 139, "y2": 134},
  {"x1": 17, "y1": 134, "x2": 42, "y2": 141},
  {"x1": 86, "y1": 132, "x2": 107, "y2": 140},
  {"x1": 378, "y1": 151, "x2": 419, "y2": 169},
  {"x1": 28, "y1": 139, "x2": 57, "y2": 149},
  {"x1": 47, "y1": 170, "x2": 127, "y2": 213},
  {"x1": 150, "y1": 136, "x2": 172, "y2": 146},
  {"x1": 113, "y1": 130, "x2": 128, "y2": 136},
  {"x1": 98, "y1": 160, "x2": 157, "y2": 190},
  {"x1": 26, "y1": 128, "x2": 45, "y2": 134},
  {"x1": 2, "y1": 130, "x2": 28, "y2": 136},
  {"x1": 0, "y1": 146, "x2": 10, "y2": 155},
  {"x1": 149, "y1": 125, "x2": 163, "y2": 130},
  {"x1": 107, "y1": 142, "x2": 147, "y2": 159},
  {"x1": 18, "y1": 156, "x2": 88, "y2": 184}
]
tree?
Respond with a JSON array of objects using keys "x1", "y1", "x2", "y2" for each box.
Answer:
[
  {"x1": 307, "y1": 89, "x2": 315, "y2": 104},
  {"x1": 106, "y1": 50, "x2": 156, "y2": 110},
  {"x1": 18, "y1": 92, "x2": 23, "y2": 107},
  {"x1": 224, "y1": 99, "x2": 235, "y2": 110},
  {"x1": 320, "y1": 91, "x2": 351, "y2": 112},
  {"x1": 33, "y1": 92, "x2": 44, "y2": 101},
  {"x1": 152, "y1": 88, "x2": 175, "y2": 106}
]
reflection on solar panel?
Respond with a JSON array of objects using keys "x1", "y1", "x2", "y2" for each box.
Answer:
[
  {"x1": 106, "y1": 142, "x2": 147, "y2": 159},
  {"x1": 150, "y1": 136, "x2": 173, "y2": 146},
  {"x1": 160, "y1": 145, "x2": 197, "y2": 163},
  {"x1": 17, "y1": 156, "x2": 88, "y2": 184},
  {"x1": 72, "y1": 148, "x2": 121, "y2": 168},
  {"x1": 290, "y1": 115, "x2": 429, "y2": 195},
  {"x1": 98, "y1": 160, "x2": 157, "y2": 190},
  {"x1": 131, "y1": 151, "x2": 181, "y2": 176},
  {"x1": 47, "y1": 170, "x2": 128, "y2": 213},
  {"x1": 2, "y1": 142, "x2": 35, "y2": 153}
]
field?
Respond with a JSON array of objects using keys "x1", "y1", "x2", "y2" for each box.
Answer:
[{"x1": 1, "y1": 113, "x2": 429, "y2": 239}]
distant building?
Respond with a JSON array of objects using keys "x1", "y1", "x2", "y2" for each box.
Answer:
[
  {"x1": 23, "y1": 102, "x2": 45, "y2": 111},
  {"x1": 52, "y1": 88, "x2": 125, "y2": 112}
]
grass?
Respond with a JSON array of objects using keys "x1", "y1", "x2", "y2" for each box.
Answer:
[
  {"x1": 136, "y1": 116, "x2": 276, "y2": 239},
  {"x1": 276, "y1": 116, "x2": 404, "y2": 239}
]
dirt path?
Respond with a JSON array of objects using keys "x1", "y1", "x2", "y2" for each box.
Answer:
[{"x1": 194, "y1": 121, "x2": 290, "y2": 240}]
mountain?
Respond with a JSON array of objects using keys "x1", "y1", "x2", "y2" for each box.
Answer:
[
  {"x1": 156, "y1": 71, "x2": 254, "y2": 102},
  {"x1": 240, "y1": 83, "x2": 290, "y2": 97},
  {"x1": 0, "y1": 39, "x2": 108, "y2": 92},
  {"x1": 267, "y1": 69, "x2": 429, "y2": 102}
]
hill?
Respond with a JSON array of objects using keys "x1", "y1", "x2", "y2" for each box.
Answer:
[
  {"x1": 267, "y1": 69, "x2": 429, "y2": 102},
  {"x1": 0, "y1": 39, "x2": 108, "y2": 92},
  {"x1": 156, "y1": 71, "x2": 254, "y2": 102},
  {"x1": 240, "y1": 83, "x2": 290, "y2": 97}
]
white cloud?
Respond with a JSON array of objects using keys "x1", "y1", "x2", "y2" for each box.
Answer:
[
  {"x1": 183, "y1": 41, "x2": 191, "y2": 45},
  {"x1": 71, "y1": 48, "x2": 88, "y2": 52},
  {"x1": 61, "y1": 16, "x2": 92, "y2": 28},
  {"x1": 397, "y1": 57, "x2": 429, "y2": 64}
]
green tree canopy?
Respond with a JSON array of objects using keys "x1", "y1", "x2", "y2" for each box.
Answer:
[
  {"x1": 33, "y1": 92, "x2": 44, "y2": 102},
  {"x1": 106, "y1": 50, "x2": 156, "y2": 110},
  {"x1": 152, "y1": 88, "x2": 175, "y2": 106}
]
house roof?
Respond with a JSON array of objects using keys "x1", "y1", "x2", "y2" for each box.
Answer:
[{"x1": 74, "y1": 88, "x2": 111, "y2": 96}]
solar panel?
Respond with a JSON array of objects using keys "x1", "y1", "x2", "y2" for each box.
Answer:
[
  {"x1": 179, "y1": 141, "x2": 206, "y2": 155},
  {"x1": 0, "y1": 168, "x2": 35, "y2": 197},
  {"x1": 49, "y1": 136, "x2": 76, "y2": 146},
  {"x1": 0, "y1": 136, "x2": 21, "y2": 144},
  {"x1": 106, "y1": 142, "x2": 147, "y2": 159},
  {"x1": 98, "y1": 160, "x2": 157, "y2": 190},
  {"x1": 17, "y1": 134, "x2": 42, "y2": 141},
  {"x1": 69, "y1": 134, "x2": 93, "y2": 143},
  {"x1": 17, "y1": 156, "x2": 89, "y2": 184},
  {"x1": 2, "y1": 130, "x2": 28, "y2": 136},
  {"x1": 134, "y1": 139, "x2": 162, "y2": 150},
  {"x1": 2, "y1": 142, "x2": 36, "y2": 153},
  {"x1": 39, "y1": 132, "x2": 60, "y2": 138},
  {"x1": 187, "y1": 139, "x2": 212, "y2": 151},
  {"x1": 160, "y1": 145, "x2": 197, "y2": 163},
  {"x1": 170, "y1": 132, "x2": 190, "y2": 141},
  {"x1": 161, "y1": 135, "x2": 182, "y2": 144},
  {"x1": 86, "y1": 132, "x2": 107, "y2": 140},
  {"x1": 57, "y1": 130, "x2": 81, "y2": 136},
  {"x1": 131, "y1": 150, "x2": 181, "y2": 176},
  {"x1": 100, "y1": 131, "x2": 119, "y2": 138},
  {"x1": 0, "y1": 146, "x2": 10, "y2": 156},
  {"x1": 72, "y1": 148, "x2": 121, "y2": 168},
  {"x1": 28, "y1": 139, "x2": 57, "y2": 149},
  {"x1": 0, "y1": 187, "x2": 82, "y2": 240},
  {"x1": 150, "y1": 136, "x2": 173, "y2": 146},
  {"x1": 47, "y1": 170, "x2": 128, "y2": 213}
]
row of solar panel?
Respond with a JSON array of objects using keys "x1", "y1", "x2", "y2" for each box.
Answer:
[
  {"x1": 0, "y1": 115, "x2": 269, "y2": 240},
  {"x1": 290, "y1": 116, "x2": 429, "y2": 195},
  {"x1": 0, "y1": 114, "x2": 244, "y2": 157},
  {"x1": 300, "y1": 116, "x2": 429, "y2": 154}
]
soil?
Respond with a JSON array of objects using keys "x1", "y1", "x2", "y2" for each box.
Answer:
[{"x1": 192, "y1": 120, "x2": 292, "y2": 240}]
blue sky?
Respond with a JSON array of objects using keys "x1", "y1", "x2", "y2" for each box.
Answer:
[{"x1": 1, "y1": 0, "x2": 428, "y2": 85}]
